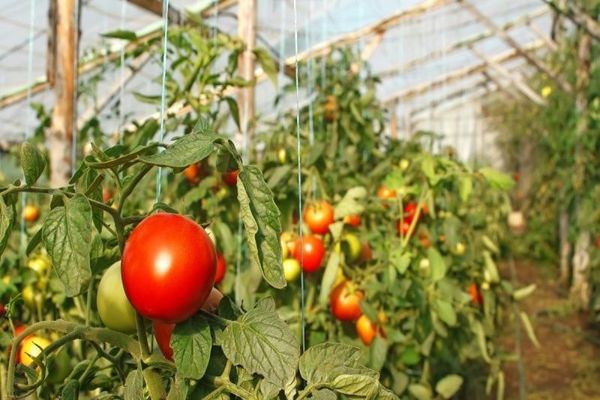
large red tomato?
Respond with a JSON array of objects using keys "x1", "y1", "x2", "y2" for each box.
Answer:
[
  {"x1": 293, "y1": 235, "x2": 325, "y2": 273},
  {"x1": 304, "y1": 200, "x2": 335, "y2": 235},
  {"x1": 330, "y1": 281, "x2": 363, "y2": 321},
  {"x1": 215, "y1": 253, "x2": 226, "y2": 285},
  {"x1": 122, "y1": 213, "x2": 216, "y2": 324}
]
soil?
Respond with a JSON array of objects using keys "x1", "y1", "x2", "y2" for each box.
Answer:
[{"x1": 499, "y1": 260, "x2": 600, "y2": 400}]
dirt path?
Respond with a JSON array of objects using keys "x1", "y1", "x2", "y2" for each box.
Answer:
[{"x1": 500, "y1": 260, "x2": 600, "y2": 400}]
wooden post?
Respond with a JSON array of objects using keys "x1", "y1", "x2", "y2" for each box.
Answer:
[
  {"x1": 48, "y1": 0, "x2": 77, "y2": 187},
  {"x1": 570, "y1": 30, "x2": 592, "y2": 307},
  {"x1": 47, "y1": 0, "x2": 57, "y2": 86},
  {"x1": 237, "y1": 0, "x2": 256, "y2": 144}
]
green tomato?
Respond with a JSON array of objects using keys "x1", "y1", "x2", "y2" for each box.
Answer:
[
  {"x1": 337, "y1": 234, "x2": 361, "y2": 263},
  {"x1": 96, "y1": 262, "x2": 137, "y2": 333},
  {"x1": 453, "y1": 242, "x2": 466, "y2": 255},
  {"x1": 283, "y1": 258, "x2": 301, "y2": 282},
  {"x1": 399, "y1": 159, "x2": 410, "y2": 171},
  {"x1": 277, "y1": 148, "x2": 287, "y2": 164}
]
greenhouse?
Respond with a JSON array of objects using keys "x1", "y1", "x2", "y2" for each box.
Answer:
[{"x1": 0, "y1": 0, "x2": 599, "y2": 398}]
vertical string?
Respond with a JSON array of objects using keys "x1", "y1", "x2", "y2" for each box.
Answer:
[
  {"x1": 118, "y1": 0, "x2": 127, "y2": 143},
  {"x1": 292, "y1": 0, "x2": 306, "y2": 353},
  {"x1": 277, "y1": 0, "x2": 287, "y2": 118},
  {"x1": 71, "y1": 0, "x2": 80, "y2": 174},
  {"x1": 304, "y1": 0, "x2": 315, "y2": 147},
  {"x1": 20, "y1": 0, "x2": 37, "y2": 256},
  {"x1": 155, "y1": 0, "x2": 171, "y2": 203}
]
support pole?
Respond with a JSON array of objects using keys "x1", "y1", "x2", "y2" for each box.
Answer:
[
  {"x1": 237, "y1": 0, "x2": 256, "y2": 143},
  {"x1": 47, "y1": 0, "x2": 77, "y2": 187}
]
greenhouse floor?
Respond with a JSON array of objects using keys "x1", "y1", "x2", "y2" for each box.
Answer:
[{"x1": 501, "y1": 261, "x2": 600, "y2": 400}]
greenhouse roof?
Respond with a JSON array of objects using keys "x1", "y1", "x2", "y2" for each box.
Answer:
[{"x1": 0, "y1": 0, "x2": 553, "y2": 156}]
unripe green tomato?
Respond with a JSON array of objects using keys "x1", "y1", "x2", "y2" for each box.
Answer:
[
  {"x1": 339, "y1": 234, "x2": 362, "y2": 263},
  {"x1": 96, "y1": 262, "x2": 137, "y2": 333},
  {"x1": 277, "y1": 148, "x2": 287, "y2": 164},
  {"x1": 419, "y1": 259, "x2": 430, "y2": 275},
  {"x1": 283, "y1": 258, "x2": 301, "y2": 282},
  {"x1": 399, "y1": 159, "x2": 410, "y2": 171},
  {"x1": 453, "y1": 242, "x2": 466, "y2": 256}
]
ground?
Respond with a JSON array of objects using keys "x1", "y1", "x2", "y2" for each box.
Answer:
[{"x1": 500, "y1": 260, "x2": 600, "y2": 400}]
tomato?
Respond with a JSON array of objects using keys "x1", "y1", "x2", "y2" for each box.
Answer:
[
  {"x1": 330, "y1": 281, "x2": 364, "y2": 321},
  {"x1": 377, "y1": 186, "x2": 396, "y2": 200},
  {"x1": 22, "y1": 205, "x2": 40, "y2": 223},
  {"x1": 397, "y1": 219, "x2": 410, "y2": 236},
  {"x1": 223, "y1": 170, "x2": 239, "y2": 186},
  {"x1": 27, "y1": 254, "x2": 51, "y2": 275},
  {"x1": 22, "y1": 285, "x2": 41, "y2": 310},
  {"x1": 304, "y1": 200, "x2": 335, "y2": 235},
  {"x1": 215, "y1": 254, "x2": 226, "y2": 285},
  {"x1": 453, "y1": 242, "x2": 466, "y2": 255},
  {"x1": 153, "y1": 288, "x2": 223, "y2": 361},
  {"x1": 122, "y1": 213, "x2": 217, "y2": 324},
  {"x1": 97, "y1": 262, "x2": 137, "y2": 333},
  {"x1": 595, "y1": 235, "x2": 600, "y2": 249},
  {"x1": 153, "y1": 320, "x2": 174, "y2": 361},
  {"x1": 283, "y1": 258, "x2": 301, "y2": 282},
  {"x1": 20, "y1": 335, "x2": 51, "y2": 367},
  {"x1": 418, "y1": 232, "x2": 431, "y2": 248},
  {"x1": 404, "y1": 202, "x2": 427, "y2": 222},
  {"x1": 324, "y1": 95, "x2": 337, "y2": 122},
  {"x1": 102, "y1": 187, "x2": 113, "y2": 203},
  {"x1": 338, "y1": 233, "x2": 361, "y2": 263},
  {"x1": 293, "y1": 235, "x2": 325, "y2": 273},
  {"x1": 280, "y1": 231, "x2": 296, "y2": 259},
  {"x1": 359, "y1": 242, "x2": 373, "y2": 263},
  {"x1": 277, "y1": 148, "x2": 287, "y2": 164},
  {"x1": 343, "y1": 214, "x2": 361, "y2": 227},
  {"x1": 469, "y1": 283, "x2": 483, "y2": 305},
  {"x1": 356, "y1": 315, "x2": 377, "y2": 346},
  {"x1": 183, "y1": 163, "x2": 204, "y2": 185},
  {"x1": 0, "y1": 303, "x2": 5, "y2": 317},
  {"x1": 399, "y1": 159, "x2": 410, "y2": 171}
]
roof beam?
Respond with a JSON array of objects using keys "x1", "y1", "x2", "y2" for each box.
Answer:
[
  {"x1": 0, "y1": 0, "x2": 235, "y2": 110},
  {"x1": 379, "y1": 6, "x2": 548, "y2": 78},
  {"x1": 127, "y1": 0, "x2": 184, "y2": 24},
  {"x1": 383, "y1": 40, "x2": 544, "y2": 104},
  {"x1": 527, "y1": 20, "x2": 558, "y2": 51},
  {"x1": 458, "y1": 0, "x2": 572, "y2": 93},
  {"x1": 481, "y1": 71, "x2": 520, "y2": 101},
  {"x1": 468, "y1": 45, "x2": 546, "y2": 106}
]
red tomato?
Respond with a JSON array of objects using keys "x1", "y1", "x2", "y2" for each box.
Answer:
[
  {"x1": 122, "y1": 213, "x2": 217, "y2": 324},
  {"x1": 0, "y1": 303, "x2": 5, "y2": 317},
  {"x1": 304, "y1": 200, "x2": 335, "y2": 235},
  {"x1": 22, "y1": 205, "x2": 40, "y2": 223},
  {"x1": 293, "y1": 235, "x2": 325, "y2": 273},
  {"x1": 223, "y1": 170, "x2": 239, "y2": 186},
  {"x1": 359, "y1": 242, "x2": 373, "y2": 263},
  {"x1": 356, "y1": 315, "x2": 378, "y2": 346},
  {"x1": 377, "y1": 186, "x2": 396, "y2": 200},
  {"x1": 330, "y1": 281, "x2": 364, "y2": 321},
  {"x1": 404, "y1": 202, "x2": 427, "y2": 222},
  {"x1": 418, "y1": 232, "x2": 431, "y2": 248},
  {"x1": 397, "y1": 219, "x2": 410, "y2": 236},
  {"x1": 343, "y1": 214, "x2": 361, "y2": 227},
  {"x1": 153, "y1": 320, "x2": 174, "y2": 361},
  {"x1": 183, "y1": 164, "x2": 202, "y2": 185},
  {"x1": 215, "y1": 253, "x2": 226, "y2": 285},
  {"x1": 102, "y1": 187, "x2": 113, "y2": 203},
  {"x1": 595, "y1": 235, "x2": 600, "y2": 249},
  {"x1": 469, "y1": 283, "x2": 483, "y2": 306}
]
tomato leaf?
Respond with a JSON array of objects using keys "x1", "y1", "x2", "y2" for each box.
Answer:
[
  {"x1": 20, "y1": 141, "x2": 46, "y2": 185},
  {"x1": 140, "y1": 132, "x2": 223, "y2": 168},
  {"x1": 61, "y1": 380, "x2": 80, "y2": 400},
  {"x1": 435, "y1": 299, "x2": 457, "y2": 326},
  {"x1": 253, "y1": 48, "x2": 278, "y2": 86},
  {"x1": 299, "y1": 343, "x2": 365, "y2": 383},
  {"x1": 479, "y1": 167, "x2": 515, "y2": 191},
  {"x1": 408, "y1": 383, "x2": 433, "y2": 400},
  {"x1": 237, "y1": 166, "x2": 285, "y2": 289},
  {"x1": 124, "y1": 370, "x2": 144, "y2": 400},
  {"x1": 369, "y1": 336, "x2": 388, "y2": 371},
  {"x1": 42, "y1": 194, "x2": 92, "y2": 297},
  {"x1": 166, "y1": 376, "x2": 189, "y2": 400},
  {"x1": 319, "y1": 250, "x2": 341, "y2": 306},
  {"x1": 333, "y1": 187, "x2": 366, "y2": 219},
  {"x1": 435, "y1": 374, "x2": 464, "y2": 399},
  {"x1": 0, "y1": 196, "x2": 15, "y2": 256},
  {"x1": 171, "y1": 315, "x2": 212, "y2": 379},
  {"x1": 459, "y1": 175, "x2": 472, "y2": 203},
  {"x1": 224, "y1": 96, "x2": 241, "y2": 132},
  {"x1": 101, "y1": 29, "x2": 137, "y2": 40},
  {"x1": 221, "y1": 298, "x2": 299, "y2": 389},
  {"x1": 427, "y1": 248, "x2": 446, "y2": 282}
]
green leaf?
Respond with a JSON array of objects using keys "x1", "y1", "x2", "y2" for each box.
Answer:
[
  {"x1": 459, "y1": 175, "x2": 472, "y2": 203},
  {"x1": 435, "y1": 374, "x2": 464, "y2": 399},
  {"x1": 333, "y1": 187, "x2": 366, "y2": 219},
  {"x1": 0, "y1": 196, "x2": 15, "y2": 256},
  {"x1": 20, "y1": 141, "x2": 46, "y2": 185},
  {"x1": 237, "y1": 166, "x2": 285, "y2": 289},
  {"x1": 427, "y1": 248, "x2": 446, "y2": 282},
  {"x1": 102, "y1": 29, "x2": 137, "y2": 40},
  {"x1": 224, "y1": 96, "x2": 241, "y2": 132},
  {"x1": 61, "y1": 380, "x2": 80, "y2": 400},
  {"x1": 519, "y1": 312, "x2": 540, "y2": 348},
  {"x1": 319, "y1": 250, "x2": 341, "y2": 306},
  {"x1": 140, "y1": 132, "x2": 223, "y2": 168},
  {"x1": 513, "y1": 284, "x2": 537, "y2": 301},
  {"x1": 479, "y1": 168, "x2": 515, "y2": 191},
  {"x1": 26, "y1": 227, "x2": 43, "y2": 256},
  {"x1": 266, "y1": 165, "x2": 292, "y2": 189},
  {"x1": 369, "y1": 336, "x2": 388, "y2": 371},
  {"x1": 166, "y1": 376, "x2": 189, "y2": 400},
  {"x1": 421, "y1": 155, "x2": 437, "y2": 185},
  {"x1": 221, "y1": 299, "x2": 299, "y2": 389},
  {"x1": 390, "y1": 249, "x2": 411, "y2": 274},
  {"x1": 172, "y1": 315, "x2": 212, "y2": 379},
  {"x1": 42, "y1": 194, "x2": 93, "y2": 297},
  {"x1": 124, "y1": 370, "x2": 144, "y2": 400},
  {"x1": 253, "y1": 48, "x2": 278, "y2": 86},
  {"x1": 408, "y1": 383, "x2": 433, "y2": 400},
  {"x1": 311, "y1": 389, "x2": 337, "y2": 400},
  {"x1": 435, "y1": 299, "x2": 457, "y2": 327},
  {"x1": 299, "y1": 343, "x2": 362, "y2": 384},
  {"x1": 257, "y1": 379, "x2": 281, "y2": 399}
]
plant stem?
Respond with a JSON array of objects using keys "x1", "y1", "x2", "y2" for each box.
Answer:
[
  {"x1": 118, "y1": 164, "x2": 153, "y2": 214},
  {"x1": 135, "y1": 313, "x2": 151, "y2": 359}
]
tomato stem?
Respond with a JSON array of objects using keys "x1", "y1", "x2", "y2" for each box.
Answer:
[
  {"x1": 135, "y1": 313, "x2": 151, "y2": 359},
  {"x1": 118, "y1": 164, "x2": 153, "y2": 214}
]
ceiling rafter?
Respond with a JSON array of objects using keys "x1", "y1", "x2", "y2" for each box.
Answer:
[{"x1": 383, "y1": 40, "x2": 544, "y2": 105}]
